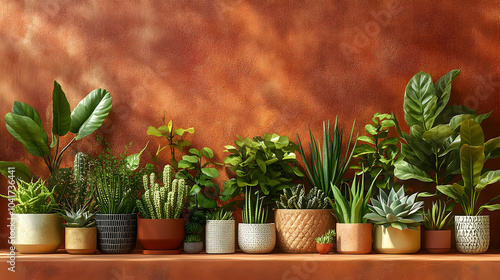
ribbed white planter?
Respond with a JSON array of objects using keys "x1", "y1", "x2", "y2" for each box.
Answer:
[
  {"x1": 455, "y1": 215, "x2": 489, "y2": 254},
  {"x1": 12, "y1": 213, "x2": 63, "y2": 254},
  {"x1": 238, "y1": 223, "x2": 276, "y2": 254},
  {"x1": 205, "y1": 220, "x2": 235, "y2": 254}
]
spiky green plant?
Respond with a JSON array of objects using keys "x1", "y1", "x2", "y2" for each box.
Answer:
[
  {"x1": 242, "y1": 186, "x2": 268, "y2": 224},
  {"x1": 184, "y1": 208, "x2": 207, "y2": 243},
  {"x1": 62, "y1": 200, "x2": 95, "y2": 227},
  {"x1": 275, "y1": 184, "x2": 331, "y2": 209},
  {"x1": 0, "y1": 179, "x2": 58, "y2": 214},
  {"x1": 206, "y1": 208, "x2": 234, "y2": 220},
  {"x1": 136, "y1": 165, "x2": 189, "y2": 219},
  {"x1": 315, "y1": 229, "x2": 336, "y2": 244},
  {"x1": 423, "y1": 200, "x2": 453, "y2": 230},
  {"x1": 364, "y1": 188, "x2": 424, "y2": 230}
]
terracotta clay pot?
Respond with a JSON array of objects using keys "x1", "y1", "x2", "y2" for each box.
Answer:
[
  {"x1": 373, "y1": 225, "x2": 421, "y2": 254},
  {"x1": 275, "y1": 209, "x2": 335, "y2": 253},
  {"x1": 455, "y1": 215, "x2": 489, "y2": 254},
  {"x1": 65, "y1": 227, "x2": 97, "y2": 254},
  {"x1": 316, "y1": 243, "x2": 333, "y2": 254},
  {"x1": 12, "y1": 213, "x2": 63, "y2": 254},
  {"x1": 336, "y1": 223, "x2": 373, "y2": 254},
  {"x1": 424, "y1": 229, "x2": 451, "y2": 254},
  {"x1": 137, "y1": 218, "x2": 185, "y2": 254}
]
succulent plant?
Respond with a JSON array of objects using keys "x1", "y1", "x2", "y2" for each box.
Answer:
[
  {"x1": 0, "y1": 179, "x2": 58, "y2": 214},
  {"x1": 364, "y1": 188, "x2": 424, "y2": 230},
  {"x1": 315, "y1": 229, "x2": 336, "y2": 244},
  {"x1": 206, "y1": 208, "x2": 234, "y2": 220},
  {"x1": 136, "y1": 165, "x2": 189, "y2": 219},
  {"x1": 275, "y1": 184, "x2": 331, "y2": 209},
  {"x1": 185, "y1": 235, "x2": 202, "y2": 243},
  {"x1": 423, "y1": 200, "x2": 453, "y2": 230},
  {"x1": 62, "y1": 201, "x2": 95, "y2": 228}
]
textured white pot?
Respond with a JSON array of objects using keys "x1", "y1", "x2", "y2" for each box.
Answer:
[
  {"x1": 205, "y1": 220, "x2": 235, "y2": 254},
  {"x1": 238, "y1": 223, "x2": 276, "y2": 254},
  {"x1": 12, "y1": 213, "x2": 63, "y2": 253},
  {"x1": 455, "y1": 215, "x2": 489, "y2": 254}
]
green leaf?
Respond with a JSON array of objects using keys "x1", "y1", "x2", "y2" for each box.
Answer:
[
  {"x1": 449, "y1": 114, "x2": 475, "y2": 131},
  {"x1": 394, "y1": 161, "x2": 434, "y2": 182},
  {"x1": 437, "y1": 183, "x2": 465, "y2": 203},
  {"x1": 12, "y1": 101, "x2": 48, "y2": 144},
  {"x1": 189, "y1": 148, "x2": 202, "y2": 157},
  {"x1": 422, "y1": 124, "x2": 453, "y2": 144},
  {"x1": 460, "y1": 144, "x2": 484, "y2": 189},
  {"x1": 201, "y1": 168, "x2": 218, "y2": 178},
  {"x1": 475, "y1": 112, "x2": 491, "y2": 124},
  {"x1": 378, "y1": 137, "x2": 399, "y2": 148},
  {"x1": 197, "y1": 193, "x2": 217, "y2": 209},
  {"x1": 353, "y1": 144, "x2": 376, "y2": 156},
  {"x1": 183, "y1": 155, "x2": 199, "y2": 163},
  {"x1": 256, "y1": 159, "x2": 266, "y2": 173},
  {"x1": 51, "y1": 81, "x2": 71, "y2": 137},
  {"x1": 460, "y1": 119, "x2": 484, "y2": 146},
  {"x1": 0, "y1": 161, "x2": 32, "y2": 182},
  {"x1": 380, "y1": 120, "x2": 395, "y2": 128},
  {"x1": 403, "y1": 71, "x2": 438, "y2": 130},
  {"x1": 356, "y1": 135, "x2": 375, "y2": 144},
  {"x1": 5, "y1": 113, "x2": 50, "y2": 157},
  {"x1": 480, "y1": 204, "x2": 500, "y2": 211},
  {"x1": 70, "y1": 88, "x2": 112, "y2": 140},
  {"x1": 434, "y1": 69, "x2": 460, "y2": 116},
  {"x1": 202, "y1": 147, "x2": 214, "y2": 158},
  {"x1": 147, "y1": 126, "x2": 164, "y2": 137},
  {"x1": 178, "y1": 160, "x2": 192, "y2": 169},
  {"x1": 484, "y1": 137, "x2": 500, "y2": 159},
  {"x1": 476, "y1": 170, "x2": 500, "y2": 192},
  {"x1": 365, "y1": 124, "x2": 377, "y2": 135},
  {"x1": 174, "y1": 127, "x2": 194, "y2": 137},
  {"x1": 125, "y1": 142, "x2": 148, "y2": 171}
]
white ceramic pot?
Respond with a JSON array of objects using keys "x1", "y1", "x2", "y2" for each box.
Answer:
[
  {"x1": 12, "y1": 213, "x2": 63, "y2": 253},
  {"x1": 238, "y1": 223, "x2": 276, "y2": 254},
  {"x1": 205, "y1": 220, "x2": 235, "y2": 254},
  {"x1": 373, "y1": 225, "x2": 420, "y2": 254},
  {"x1": 455, "y1": 215, "x2": 489, "y2": 254}
]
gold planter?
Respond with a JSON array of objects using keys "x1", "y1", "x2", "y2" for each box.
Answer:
[
  {"x1": 12, "y1": 213, "x2": 63, "y2": 254},
  {"x1": 65, "y1": 227, "x2": 97, "y2": 255},
  {"x1": 373, "y1": 225, "x2": 420, "y2": 254}
]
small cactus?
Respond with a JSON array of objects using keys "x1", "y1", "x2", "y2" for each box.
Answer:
[{"x1": 275, "y1": 184, "x2": 331, "y2": 209}]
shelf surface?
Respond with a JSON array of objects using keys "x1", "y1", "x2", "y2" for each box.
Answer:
[{"x1": 2, "y1": 249, "x2": 500, "y2": 280}]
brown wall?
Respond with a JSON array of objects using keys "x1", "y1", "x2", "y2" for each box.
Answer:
[{"x1": 0, "y1": 1, "x2": 499, "y2": 249}]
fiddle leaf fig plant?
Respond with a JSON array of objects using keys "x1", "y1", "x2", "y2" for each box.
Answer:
[
  {"x1": 394, "y1": 70, "x2": 491, "y2": 195},
  {"x1": 437, "y1": 119, "x2": 500, "y2": 216},
  {"x1": 0, "y1": 81, "x2": 112, "y2": 181},
  {"x1": 223, "y1": 133, "x2": 304, "y2": 201}
]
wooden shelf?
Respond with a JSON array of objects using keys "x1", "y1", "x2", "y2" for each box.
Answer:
[{"x1": 2, "y1": 249, "x2": 500, "y2": 280}]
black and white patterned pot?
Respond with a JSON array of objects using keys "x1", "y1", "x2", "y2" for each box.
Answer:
[
  {"x1": 96, "y1": 214, "x2": 137, "y2": 254},
  {"x1": 455, "y1": 215, "x2": 489, "y2": 254}
]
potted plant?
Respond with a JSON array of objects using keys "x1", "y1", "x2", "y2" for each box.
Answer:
[
  {"x1": 331, "y1": 173, "x2": 379, "y2": 254},
  {"x1": 437, "y1": 119, "x2": 500, "y2": 254},
  {"x1": 1, "y1": 179, "x2": 62, "y2": 253},
  {"x1": 274, "y1": 184, "x2": 334, "y2": 253},
  {"x1": 238, "y1": 187, "x2": 276, "y2": 254},
  {"x1": 205, "y1": 209, "x2": 235, "y2": 254},
  {"x1": 364, "y1": 188, "x2": 424, "y2": 254},
  {"x1": 184, "y1": 208, "x2": 206, "y2": 254},
  {"x1": 315, "y1": 229, "x2": 336, "y2": 254},
  {"x1": 62, "y1": 200, "x2": 96, "y2": 254},
  {"x1": 422, "y1": 200, "x2": 453, "y2": 253},
  {"x1": 136, "y1": 165, "x2": 189, "y2": 254}
]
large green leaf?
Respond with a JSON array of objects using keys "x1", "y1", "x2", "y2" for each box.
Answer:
[
  {"x1": 0, "y1": 161, "x2": 32, "y2": 182},
  {"x1": 460, "y1": 144, "x2": 484, "y2": 189},
  {"x1": 394, "y1": 161, "x2": 434, "y2": 182},
  {"x1": 201, "y1": 168, "x2": 218, "y2": 178},
  {"x1": 434, "y1": 105, "x2": 476, "y2": 126},
  {"x1": 485, "y1": 137, "x2": 500, "y2": 159},
  {"x1": 12, "y1": 101, "x2": 48, "y2": 145},
  {"x1": 5, "y1": 113, "x2": 50, "y2": 157},
  {"x1": 422, "y1": 124, "x2": 453, "y2": 144},
  {"x1": 460, "y1": 119, "x2": 484, "y2": 146},
  {"x1": 197, "y1": 193, "x2": 217, "y2": 209},
  {"x1": 437, "y1": 183, "x2": 465, "y2": 204},
  {"x1": 403, "y1": 71, "x2": 438, "y2": 130},
  {"x1": 125, "y1": 143, "x2": 148, "y2": 171},
  {"x1": 476, "y1": 170, "x2": 500, "y2": 192},
  {"x1": 51, "y1": 81, "x2": 71, "y2": 137},
  {"x1": 70, "y1": 88, "x2": 112, "y2": 140},
  {"x1": 434, "y1": 69, "x2": 460, "y2": 116}
]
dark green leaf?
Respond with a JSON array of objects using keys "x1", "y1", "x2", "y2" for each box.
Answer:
[
  {"x1": 460, "y1": 144, "x2": 484, "y2": 189},
  {"x1": 0, "y1": 161, "x2": 32, "y2": 182},
  {"x1": 434, "y1": 69, "x2": 460, "y2": 116},
  {"x1": 403, "y1": 71, "x2": 438, "y2": 130},
  {"x1": 201, "y1": 168, "x2": 218, "y2": 178},
  {"x1": 394, "y1": 161, "x2": 434, "y2": 182},
  {"x1": 460, "y1": 119, "x2": 484, "y2": 147},
  {"x1": 51, "y1": 81, "x2": 71, "y2": 136},
  {"x1": 12, "y1": 101, "x2": 48, "y2": 144},
  {"x1": 189, "y1": 148, "x2": 202, "y2": 157},
  {"x1": 5, "y1": 113, "x2": 50, "y2": 157},
  {"x1": 70, "y1": 88, "x2": 112, "y2": 140},
  {"x1": 422, "y1": 124, "x2": 453, "y2": 144}
]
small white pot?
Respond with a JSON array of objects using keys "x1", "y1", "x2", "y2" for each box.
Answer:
[
  {"x1": 238, "y1": 223, "x2": 276, "y2": 254},
  {"x1": 205, "y1": 220, "x2": 235, "y2": 254},
  {"x1": 12, "y1": 213, "x2": 63, "y2": 253},
  {"x1": 455, "y1": 215, "x2": 489, "y2": 254}
]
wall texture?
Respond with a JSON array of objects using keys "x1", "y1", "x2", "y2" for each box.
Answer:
[{"x1": 0, "y1": 1, "x2": 499, "y2": 249}]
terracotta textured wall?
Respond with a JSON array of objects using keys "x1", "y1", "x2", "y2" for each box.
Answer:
[{"x1": 0, "y1": 1, "x2": 499, "y2": 249}]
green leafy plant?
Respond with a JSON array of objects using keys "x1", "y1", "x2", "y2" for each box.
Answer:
[
  {"x1": 437, "y1": 119, "x2": 500, "y2": 216},
  {"x1": 393, "y1": 70, "x2": 491, "y2": 194},
  {"x1": 351, "y1": 113, "x2": 401, "y2": 190},
  {"x1": 0, "y1": 179, "x2": 58, "y2": 214},
  {"x1": 297, "y1": 118, "x2": 356, "y2": 197},
  {"x1": 177, "y1": 147, "x2": 222, "y2": 209},
  {"x1": 0, "y1": 81, "x2": 112, "y2": 182},
  {"x1": 206, "y1": 208, "x2": 234, "y2": 220},
  {"x1": 275, "y1": 184, "x2": 331, "y2": 209},
  {"x1": 147, "y1": 117, "x2": 194, "y2": 169},
  {"x1": 62, "y1": 200, "x2": 95, "y2": 228},
  {"x1": 315, "y1": 229, "x2": 336, "y2": 244},
  {"x1": 331, "y1": 172, "x2": 380, "y2": 224},
  {"x1": 223, "y1": 133, "x2": 304, "y2": 201},
  {"x1": 184, "y1": 208, "x2": 207, "y2": 243},
  {"x1": 364, "y1": 188, "x2": 424, "y2": 230},
  {"x1": 242, "y1": 186, "x2": 268, "y2": 224},
  {"x1": 136, "y1": 165, "x2": 189, "y2": 219},
  {"x1": 423, "y1": 200, "x2": 453, "y2": 230}
]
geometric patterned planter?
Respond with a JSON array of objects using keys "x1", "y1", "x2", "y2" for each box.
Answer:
[
  {"x1": 455, "y1": 215, "x2": 489, "y2": 254},
  {"x1": 95, "y1": 214, "x2": 137, "y2": 254}
]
